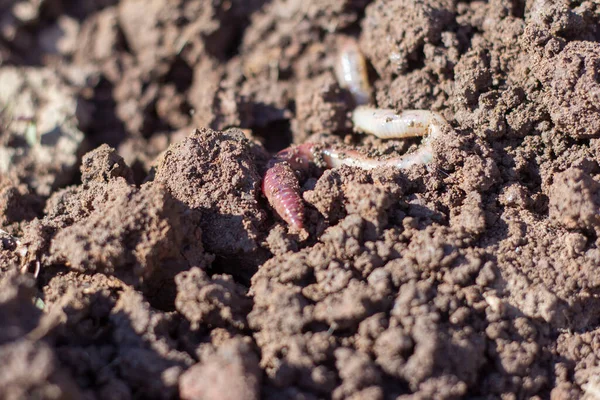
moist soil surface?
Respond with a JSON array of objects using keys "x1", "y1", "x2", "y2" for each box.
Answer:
[{"x1": 1, "y1": 1, "x2": 600, "y2": 399}]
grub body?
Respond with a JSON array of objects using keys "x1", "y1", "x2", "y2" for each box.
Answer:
[
  {"x1": 349, "y1": 107, "x2": 449, "y2": 168},
  {"x1": 352, "y1": 107, "x2": 447, "y2": 139},
  {"x1": 334, "y1": 38, "x2": 371, "y2": 106}
]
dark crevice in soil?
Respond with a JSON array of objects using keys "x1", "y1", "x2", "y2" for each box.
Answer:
[
  {"x1": 252, "y1": 118, "x2": 293, "y2": 153},
  {"x1": 87, "y1": 77, "x2": 128, "y2": 148},
  {"x1": 207, "y1": 255, "x2": 259, "y2": 288},
  {"x1": 165, "y1": 57, "x2": 194, "y2": 94}
]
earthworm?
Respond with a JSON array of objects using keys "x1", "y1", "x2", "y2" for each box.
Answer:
[
  {"x1": 263, "y1": 108, "x2": 448, "y2": 229},
  {"x1": 334, "y1": 38, "x2": 371, "y2": 106},
  {"x1": 262, "y1": 143, "x2": 316, "y2": 230}
]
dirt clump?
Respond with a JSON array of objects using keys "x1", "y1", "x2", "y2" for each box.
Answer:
[
  {"x1": 361, "y1": 0, "x2": 456, "y2": 78},
  {"x1": 175, "y1": 267, "x2": 252, "y2": 331},
  {"x1": 20, "y1": 145, "x2": 212, "y2": 307},
  {"x1": 536, "y1": 41, "x2": 600, "y2": 138},
  {"x1": 40, "y1": 272, "x2": 194, "y2": 399},
  {"x1": 0, "y1": 181, "x2": 43, "y2": 226},
  {"x1": 0, "y1": 272, "x2": 82, "y2": 400},
  {"x1": 152, "y1": 127, "x2": 268, "y2": 268},
  {"x1": 292, "y1": 71, "x2": 353, "y2": 143},
  {"x1": 548, "y1": 166, "x2": 600, "y2": 234},
  {"x1": 179, "y1": 337, "x2": 261, "y2": 400},
  {"x1": 49, "y1": 181, "x2": 200, "y2": 277}
]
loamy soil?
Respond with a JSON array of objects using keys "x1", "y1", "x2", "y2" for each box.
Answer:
[{"x1": 1, "y1": 0, "x2": 600, "y2": 399}]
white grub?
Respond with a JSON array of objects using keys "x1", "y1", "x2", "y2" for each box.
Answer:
[
  {"x1": 352, "y1": 107, "x2": 448, "y2": 139},
  {"x1": 330, "y1": 106, "x2": 451, "y2": 170},
  {"x1": 334, "y1": 37, "x2": 371, "y2": 106}
]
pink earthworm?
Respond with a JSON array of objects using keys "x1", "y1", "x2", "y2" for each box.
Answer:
[
  {"x1": 262, "y1": 108, "x2": 449, "y2": 229},
  {"x1": 262, "y1": 143, "x2": 316, "y2": 230}
]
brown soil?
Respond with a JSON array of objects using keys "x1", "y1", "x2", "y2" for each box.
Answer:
[{"x1": 1, "y1": 0, "x2": 600, "y2": 399}]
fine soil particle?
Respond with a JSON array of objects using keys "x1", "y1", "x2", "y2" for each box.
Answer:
[{"x1": 1, "y1": 0, "x2": 600, "y2": 399}]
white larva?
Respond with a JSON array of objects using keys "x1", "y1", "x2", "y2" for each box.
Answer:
[
  {"x1": 334, "y1": 38, "x2": 372, "y2": 106},
  {"x1": 352, "y1": 107, "x2": 447, "y2": 139},
  {"x1": 340, "y1": 106, "x2": 450, "y2": 169}
]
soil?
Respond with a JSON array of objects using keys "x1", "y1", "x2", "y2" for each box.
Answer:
[{"x1": 1, "y1": 0, "x2": 600, "y2": 399}]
